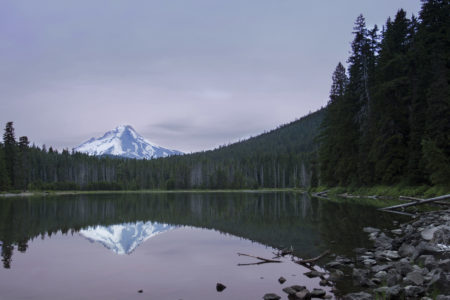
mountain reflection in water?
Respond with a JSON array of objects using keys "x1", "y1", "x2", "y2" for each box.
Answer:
[
  {"x1": 0, "y1": 192, "x2": 403, "y2": 269},
  {"x1": 80, "y1": 221, "x2": 174, "y2": 255}
]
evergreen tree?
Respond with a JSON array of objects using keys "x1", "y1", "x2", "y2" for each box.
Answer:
[
  {"x1": 0, "y1": 145, "x2": 10, "y2": 191},
  {"x1": 3, "y1": 122, "x2": 16, "y2": 188},
  {"x1": 369, "y1": 10, "x2": 413, "y2": 183},
  {"x1": 319, "y1": 63, "x2": 348, "y2": 185},
  {"x1": 418, "y1": 0, "x2": 450, "y2": 185},
  {"x1": 15, "y1": 136, "x2": 30, "y2": 190}
]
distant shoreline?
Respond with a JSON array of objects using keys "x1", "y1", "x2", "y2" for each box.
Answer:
[{"x1": 0, "y1": 188, "x2": 306, "y2": 198}]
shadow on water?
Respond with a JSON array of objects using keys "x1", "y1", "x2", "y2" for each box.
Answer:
[{"x1": 0, "y1": 192, "x2": 407, "y2": 269}]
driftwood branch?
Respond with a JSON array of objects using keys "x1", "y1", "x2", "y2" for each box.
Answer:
[
  {"x1": 380, "y1": 194, "x2": 450, "y2": 211},
  {"x1": 294, "y1": 250, "x2": 330, "y2": 265},
  {"x1": 381, "y1": 209, "x2": 416, "y2": 217},
  {"x1": 237, "y1": 253, "x2": 281, "y2": 265}
]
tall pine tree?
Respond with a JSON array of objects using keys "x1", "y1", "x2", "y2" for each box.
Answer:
[{"x1": 3, "y1": 122, "x2": 16, "y2": 188}]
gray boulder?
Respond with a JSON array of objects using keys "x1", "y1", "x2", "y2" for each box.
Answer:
[
  {"x1": 404, "y1": 270, "x2": 424, "y2": 285},
  {"x1": 404, "y1": 285, "x2": 425, "y2": 298},
  {"x1": 398, "y1": 243, "x2": 415, "y2": 258}
]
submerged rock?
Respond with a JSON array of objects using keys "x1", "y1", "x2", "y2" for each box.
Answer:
[
  {"x1": 310, "y1": 288, "x2": 326, "y2": 298},
  {"x1": 216, "y1": 283, "x2": 226, "y2": 292},
  {"x1": 282, "y1": 286, "x2": 297, "y2": 295},
  {"x1": 278, "y1": 276, "x2": 286, "y2": 284},
  {"x1": 295, "y1": 288, "x2": 311, "y2": 300},
  {"x1": 304, "y1": 270, "x2": 324, "y2": 278},
  {"x1": 263, "y1": 293, "x2": 281, "y2": 300}
]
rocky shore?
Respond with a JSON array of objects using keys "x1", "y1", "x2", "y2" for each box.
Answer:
[{"x1": 336, "y1": 209, "x2": 450, "y2": 300}]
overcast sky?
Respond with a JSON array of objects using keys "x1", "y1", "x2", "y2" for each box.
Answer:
[{"x1": 0, "y1": 0, "x2": 421, "y2": 153}]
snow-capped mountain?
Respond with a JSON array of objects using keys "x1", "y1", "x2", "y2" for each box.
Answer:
[
  {"x1": 73, "y1": 125, "x2": 182, "y2": 159},
  {"x1": 79, "y1": 221, "x2": 175, "y2": 255}
]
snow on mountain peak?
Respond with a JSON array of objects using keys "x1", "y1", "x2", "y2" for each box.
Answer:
[{"x1": 73, "y1": 125, "x2": 183, "y2": 159}]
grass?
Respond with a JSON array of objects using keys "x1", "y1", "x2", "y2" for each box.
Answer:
[{"x1": 310, "y1": 185, "x2": 450, "y2": 199}]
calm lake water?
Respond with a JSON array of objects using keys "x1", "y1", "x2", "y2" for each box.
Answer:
[{"x1": 0, "y1": 192, "x2": 405, "y2": 299}]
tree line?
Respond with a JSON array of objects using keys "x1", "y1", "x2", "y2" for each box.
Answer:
[
  {"x1": 0, "y1": 109, "x2": 323, "y2": 191},
  {"x1": 319, "y1": 0, "x2": 449, "y2": 187}
]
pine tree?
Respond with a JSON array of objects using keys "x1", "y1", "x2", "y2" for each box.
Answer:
[
  {"x1": 416, "y1": 0, "x2": 450, "y2": 185},
  {"x1": 15, "y1": 136, "x2": 30, "y2": 190},
  {"x1": 319, "y1": 62, "x2": 348, "y2": 186},
  {"x1": 0, "y1": 144, "x2": 10, "y2": 190},
  {"x1": 369, "y1": 9, "x2": 413, "y2": 183},
  {"x1": 3, "y1": 122, "x2": 16, "y2": 188}
]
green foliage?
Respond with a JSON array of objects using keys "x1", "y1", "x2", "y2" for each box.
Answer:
[
  {"x1": 318, "y1": 1, "x2": 449, "y2": 188},
  {"x1": 0, "y1": 110, "x2": 324, "y2": 191}
]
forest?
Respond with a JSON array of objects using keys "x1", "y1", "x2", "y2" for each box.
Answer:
[{"x1": 0, "y1": 0, "x2": 448, "y2": 192}]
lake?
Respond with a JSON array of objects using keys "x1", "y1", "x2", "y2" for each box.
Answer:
[{"x1": 0, "y1": 192, "x2": 405, "y2": 299}]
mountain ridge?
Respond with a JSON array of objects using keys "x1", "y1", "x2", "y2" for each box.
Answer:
[{"x1": 73, "y1": 125, "x2": 183, "y2": 159}]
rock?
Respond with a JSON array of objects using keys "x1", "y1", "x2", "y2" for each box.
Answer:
[
  {"x1": 418, "y1": 255, "x2": 437, "y2": 270},
  {"x1": 363, "y1": 259, "x2": 377, "y2": 266},
  {"x1": 326, "y1": 261, "x2": 341, "y2": 268},
  {"x1": 373, "y1": 287, "x2": 388, "y2": 296},
  {"x1": 438, "y1": 258, "x2": 450, "y2": 272},
  {"x1": 421, "y1": 225, "x2": 443, "y2": 241},
  {"x1": 404, "y1": 270, "x2": 424, "y2": 285},
  {"x1": 343, "y1": 292, "x2": 373, "y2": 300},
  {"x1": 319, "y1": 279, "x2": 328, "y2": 286},
  {"x1": 369, "y1": 232, "x2": 379, "y2": 241},
  {"x1": 328, "y1": 269, "x2": 344, "y2": 281},
  {"x1": 374, "y1": 271, "x2": 387, "y2": 279},
  {"x1": 291, "y1": 285, "x2": 307, "y2": 292},
  {"x1": 386, "y1": 269, "x2": 402, "y2": 286},
  {"x1": 282, "y1": 287, "x2": 297, "y2": 295},
  {"x1": 371, "y1": 278, "x2": 381, "y2": 285},
  {"x1": 380, "y1": 250, "x2": 401, "y2": 260},
  {"x1": 295, "y1": 289, "x2": 311, "y2": 300},
  {"x1": 427, "y1": 268, "x2": 450, "y2": 294},
  {"x1": 352, "y1": 268, "x2": 369, "y2": 283},
  {"x1": 374, "y1": 233, "x2": 393, "y2": 250},
  {"x1": 372, "y1": 264, "x2": 392, "y2": 273},
  {"x1": 383, "y1": 285, "x2": 404, "y2": 299},
  {"x1": 431, "y1": 226, "x2": 450, "y2": 244},
  {"x1": 310, "y1": 288, "x2": 326, "y2": 298},
  {"x1": 399, "y1": 243, "x2": 415, "y2": 258},
  {"x1": 393, "y1": 261, "x2": 413, "y2": 276},
  {"x1": 263, "y1": 293, "x2": 281, "y2": 300},
  {"x1": 363, "y1": 227, "x2": 380, "y2": 233},
  {"x1": 336, "y1": 256, "x2": 353, "y2": 264},
  {"x1": 404, "y1": 285, "x2": 425, "y2": 298},
  {"x1": 278, "y1": 276, "x2": 286, "y2": 284},
  {"x1": 304, "y1": 270, "x2": 324, "y2": 278},
  {"x1": 216, "y1": 283, "x2": 226, "y2": 292},
  {"x1": 436, "y1": 296, "x2": 450, "y2": 300},
  {"x1": 391, "y1": 229, "x2": 402, "y2": 235}
]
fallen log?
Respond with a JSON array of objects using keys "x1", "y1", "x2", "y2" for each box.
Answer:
[
  {"x1": 294, "y1": 250, "x2": 330, "y2": 265},
  {"x1": 237, "y1": 253, "x2": 281, "y2": 265},
  {"x1": 380, "y1": 194, "x2": 450, "y2": 211},
  {"x1": 381, "y1": 209, "x2": 416, "y2": 217}
]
